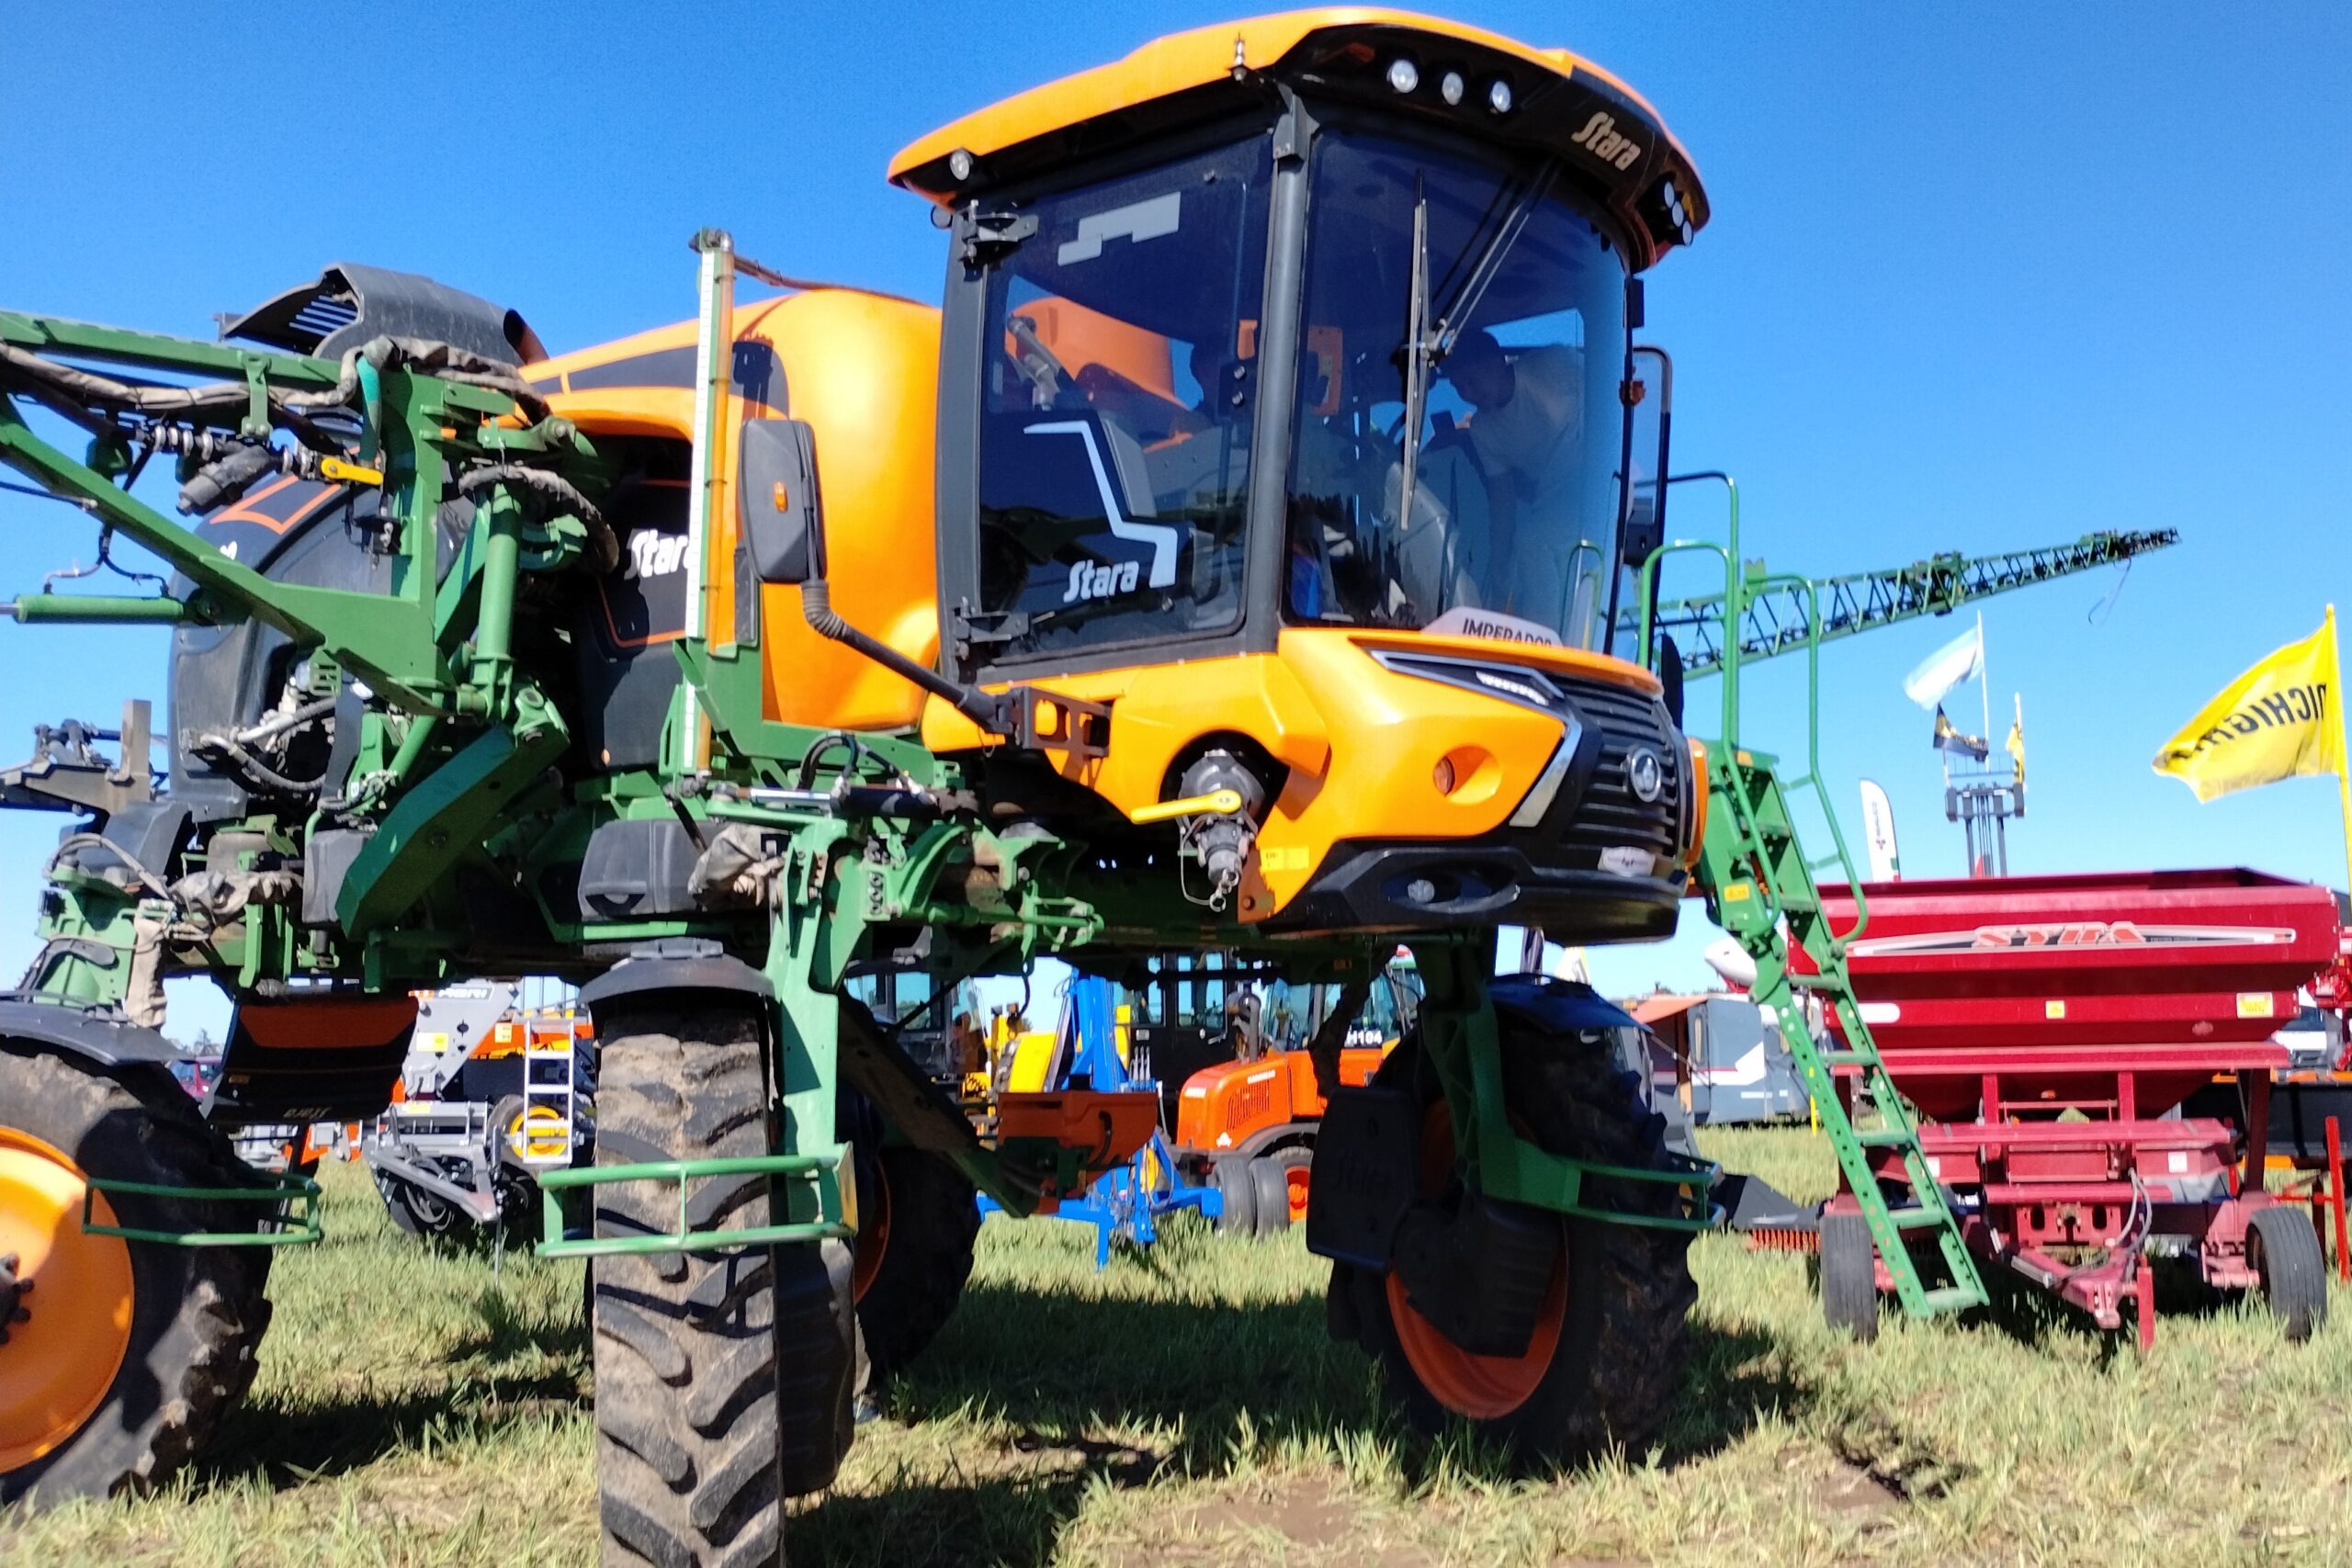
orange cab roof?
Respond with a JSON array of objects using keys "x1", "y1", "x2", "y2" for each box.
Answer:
[{"x1": 889, "y1": 8, "x2": 1707, "y2": 266}]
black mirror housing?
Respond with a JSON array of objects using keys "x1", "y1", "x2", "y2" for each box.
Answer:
[
  {"x1": 738, "y1": 418, "x2": 826, "y2": 585},
  {"x1": 1658, "y1": 633, "x2": 1685, "y2": 729}
]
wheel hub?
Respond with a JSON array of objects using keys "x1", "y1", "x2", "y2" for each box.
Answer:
[
  {"x1": 0, "y1": 1127, "x2": 136, "y2": 1473},
  {"x1": 0, "y1": 1251, "x2": 29, "y2": 1342}
]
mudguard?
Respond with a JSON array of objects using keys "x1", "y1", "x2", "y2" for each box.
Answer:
[
  {"x1": 0, "y1": 997, "x2": 180, "y2": 1067},
  {"x1": 581, "y1": 938, "x2": 774, "y2": 1025}
]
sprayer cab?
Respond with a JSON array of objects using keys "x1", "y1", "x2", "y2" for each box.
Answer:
[{"x1": 893, "y1": 11, "x2": 1711, "y2": 937}]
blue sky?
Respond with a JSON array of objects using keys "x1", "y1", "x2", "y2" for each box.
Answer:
[{"x1": 3, "y1": 4, "x2": 2347, "y2": 1030}]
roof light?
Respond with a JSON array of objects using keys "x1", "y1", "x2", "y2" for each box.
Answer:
[
  {"x1": 1385, "y1": 57, "x2": 1419, "y2": 94},
  {"x1": 947, "y1": 148, "x2": 974, "y2": 181},
  {"x1": 1657, "y1": 178, "x2": 1694, "y2": 245},
  {"x1": 1487, "y1": 78, "x2": 1513, "y2": 115},
  {"x1": 1440, "y1": 71, "x2": 1465, "y2": 106}
]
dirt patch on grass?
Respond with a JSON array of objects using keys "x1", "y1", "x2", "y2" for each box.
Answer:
[
  {"x1": 1809, "y1": 1457, "x2": 1904, "y2": 1519},
  {"x1": 1175, "y1": 1482, "x2": 1442, "y2": 1565}
]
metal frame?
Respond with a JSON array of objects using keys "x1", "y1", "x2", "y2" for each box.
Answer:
[
  {"x1": 537, "y1": 1151, "x2": 854, "y2": 1258},
  {"x1": 82, "y1": 1172, "x2": 322, "y2": 1247}
]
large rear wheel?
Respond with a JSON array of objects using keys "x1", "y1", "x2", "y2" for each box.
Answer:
[
  {"x1": 589, "y1": 998, "x2": 854, "y2": 1568},
  {"x1": 850, "y1": 1143, "x2": 978, "y2": 1384},
  {"x1": 1329, "y1": 977, "x2": 1696, "y2": 1465},
  {"x1": 0, "y1": 1043, "x2": 274, "y2": 1507}
]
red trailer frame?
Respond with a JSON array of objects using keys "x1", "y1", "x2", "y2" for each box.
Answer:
[{"x1": 1797, "y1": 869, "x2": 2338, "y2": 1347}]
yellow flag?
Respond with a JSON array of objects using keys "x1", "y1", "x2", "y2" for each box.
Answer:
[{"x1": 2153, "y1": 611, "x2": 2344, "y2": 802}]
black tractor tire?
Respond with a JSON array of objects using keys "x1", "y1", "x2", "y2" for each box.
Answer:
[
  {"x1": 852, "y1": 1144, "x2": 978, "y2": 1383},
  {"x1": 0, "y1": 1043, "x2": 275, "y2": 1508},
  {"x1": 1250, "y1": 1145, "x2": 1313, "y2": 1236},
  {"x1": 589, "y1": 998, "x2": 854, "y2": 1568},
  {"x1": 1329, "y1": 976, "x2": 1697, "y2": 1467},
  {"x1": 2249, "y1": 1204, "x2": 2328, "y2": 1342},
  {"x1": 1819, "y1": 1211, "x2": 1883, "y2": 1342},
  {"x1": 1212, "y1": 1156, "x2": 1258, "y2": 1236},
  {"x1": 376, "y1": 1169, "x2": 474, "y2": 1241}
]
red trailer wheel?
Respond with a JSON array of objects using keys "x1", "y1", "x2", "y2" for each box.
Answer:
[
  {"x1": 1819, "y1": 1212, "x2": 1881, "y2": 1343},
  {"x1": 2249, "y1": 1206, "x2": 2327, "y2": 1342}
]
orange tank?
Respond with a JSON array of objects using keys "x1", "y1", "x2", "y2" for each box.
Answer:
[{"x1": 529, "y1": 288, "x2": 944, "y2": 735}]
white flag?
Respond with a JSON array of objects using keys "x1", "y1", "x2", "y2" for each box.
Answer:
[
  {"x1": 1857, "y1": 778, "x2": 1901, "y2": 882},
  {"x1": 1903, "y1": 624, "x2": 1984, "y2": 710}
]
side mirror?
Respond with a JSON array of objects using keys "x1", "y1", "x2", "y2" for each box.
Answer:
[
  {"x1": 738, "y1": 418, "x2": 827, "y2": 585},
  {"x1": 1658, "y1": 633, "x2": 1685, "y2": 729},
  {"x1": 1621, "y1": 345, "x2": 1673, "y2": 570}
]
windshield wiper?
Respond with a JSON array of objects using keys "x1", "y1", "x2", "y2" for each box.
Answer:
[
  {"x1": 1396, "y1": 175, "x2": 1433, "y2": 542},
  {"x1": 1393, "y1": 162, "x2": 1562, "y2": 536}
]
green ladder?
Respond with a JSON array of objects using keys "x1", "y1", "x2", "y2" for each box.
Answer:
[
  {"x1": 1637, "y1": 471, "x2": 1984, "y2": 1322},
  {"x1": 1697, "y1": 744, "x2": 1987, "y2": 1319}
]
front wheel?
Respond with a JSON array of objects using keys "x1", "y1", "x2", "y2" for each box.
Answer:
[
  {"x1": 589, "y1": 997, "x2": 853, "y2": 1568},
  {"x1": 0, "y1": 1043, "x2": 274, "y2": 1507},
  {"x1": 1329, "y1": 977, "x2": 1696, "y2": 1466}
]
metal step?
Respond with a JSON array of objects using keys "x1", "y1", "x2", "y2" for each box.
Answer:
[
  {"x1": 1696, "y1": 748, "x2": 1990, "y2": 1321},
  {"x1": 1914, "y1": 1285, "x2": 1984, "y2": 1316}
]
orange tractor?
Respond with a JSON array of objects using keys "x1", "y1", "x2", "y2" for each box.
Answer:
[{"x1": 1163, "y1": 954, "x2": 1418, "y2": 1235}]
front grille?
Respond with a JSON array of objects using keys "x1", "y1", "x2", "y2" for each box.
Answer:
[
  {"x1": 1555, "y1": 676, "x2": 1681, "y2": 859},
  {"x1": 1364, "y1": 647, "x2": 1685, "y2": 866}
]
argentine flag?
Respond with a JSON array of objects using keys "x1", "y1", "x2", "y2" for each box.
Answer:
[{"x1": 1902, "y1": 623, "x2": 1984, "y2": 710}]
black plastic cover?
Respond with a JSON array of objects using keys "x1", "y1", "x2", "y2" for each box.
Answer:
[
  {"x1": 300, "y1": 829, "x2": 372, "y2": 928},
  {"x1": 61, "y1": 800, "x2": 190, "y2": 891},
  {"x1": 576, "y1": 818, "x2": 703, "y2": 920},
  {"x1": 223, "y1": 263, "x2": 544, "y2": 367},
  {"x1": 1302, "y1": 1082, "x2": 1421, "y2": 1269}
]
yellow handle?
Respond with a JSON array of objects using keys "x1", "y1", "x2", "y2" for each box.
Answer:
[
  {"x1": 319, "y1": 456, "x2": 384, "y2": 487},
  {"x1": 1127, "y1": 787, "x2": 1245, "y2": 826}
]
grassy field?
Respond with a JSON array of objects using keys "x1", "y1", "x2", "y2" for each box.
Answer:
[{"x1": 6, "y1": 1127, "x2": 2348, "y2": 1566}]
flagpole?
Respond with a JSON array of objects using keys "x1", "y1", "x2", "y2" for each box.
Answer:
[
  {"x1": 1978, "y1": 610, "x2": 1991, "y2": 746},
  {"x1": 2332, "y1": 604, "x2": 2352, "y2": 900}
]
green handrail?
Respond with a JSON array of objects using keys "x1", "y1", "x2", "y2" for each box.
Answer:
[
  {"x1": 536, "y1": 1150, "x2": 853, "y2": 1258},
  {"x1": 82, "y1": 1173, "x2": 323, "y2": 1247},
  {"x1": 1636, "y1": 474, "x2": 1871, "y2": 943}
]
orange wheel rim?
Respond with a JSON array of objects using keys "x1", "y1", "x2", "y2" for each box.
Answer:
[
  {"x1": 0, "y1": 1127, "x2": 135, "y2": 1473},
  {"x1": 1385, "y1": 1101, "x2": 1567, "y2": 1422},
  {"x1": 851, "y1": 1157, "x2": 892, "y2": 1303},
  {"x1": 1285, "y1": 1165, "x2": 1311, "y2": 1226}
]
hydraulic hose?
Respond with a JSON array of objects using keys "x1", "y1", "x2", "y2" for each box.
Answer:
[{"x1": 801, "y1": 579, "x2": 1009, "y2": 734}]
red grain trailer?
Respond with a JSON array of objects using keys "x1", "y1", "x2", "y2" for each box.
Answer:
[{"x1": 1794, "y1": 869, "x2": 2337, "y2": 1347}]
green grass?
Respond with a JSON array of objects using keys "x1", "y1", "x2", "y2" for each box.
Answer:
[{"x1": 6, "y1": 1128, "x2": 2349, "y2": 1565}]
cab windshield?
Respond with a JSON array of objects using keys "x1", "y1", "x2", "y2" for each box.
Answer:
[
  {"x1": 1285, "y1": 130, "x2": 1630, "y2": 650},
  {"x1": 973, "y1": 137, "x2": 1272, "y2": 664}
]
